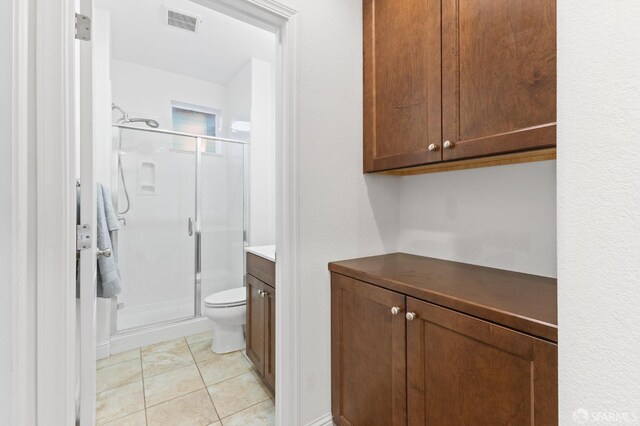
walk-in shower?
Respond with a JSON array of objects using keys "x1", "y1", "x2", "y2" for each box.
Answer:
[{"x1": 109, "y1": 123, "x2": 248, "y2": 343}]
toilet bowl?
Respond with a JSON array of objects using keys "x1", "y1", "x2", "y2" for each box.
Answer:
[{"x1": 203, "y1": 287, "x2": 246, "y2": 354}]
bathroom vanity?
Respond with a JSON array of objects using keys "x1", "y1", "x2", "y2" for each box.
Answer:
[
  {"x1": 329, "y1": 253, "x2": 558, "y2": 425},
  {"x1": 245, "y1": 246, "x2": 276, "y2": 392}
]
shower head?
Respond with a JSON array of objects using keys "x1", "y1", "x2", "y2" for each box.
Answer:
[
  {"x1": 128, "y1": 117, "x2": 160, "y2": 128},
  {"x1": 111, "y1": 103, "x2": 159, "y2": 128}
]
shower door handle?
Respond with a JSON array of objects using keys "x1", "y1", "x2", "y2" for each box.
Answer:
[{"x1": 188, "y1": 217, "x2": 194, "y2": 237}]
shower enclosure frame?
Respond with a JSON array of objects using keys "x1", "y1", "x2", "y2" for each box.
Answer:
[{"x1": 109, "y1": 123, "x2": 250, "y2": 336}]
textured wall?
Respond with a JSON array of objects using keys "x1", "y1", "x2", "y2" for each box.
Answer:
[
  {"x1": 0, "y1": 0, "x2": 13, "y2": 420},
  {"x1": 558, "y1": 2, "x2": 640, "y2": 423}
]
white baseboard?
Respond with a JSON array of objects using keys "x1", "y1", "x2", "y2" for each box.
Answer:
[
  {"x1": 305, "y1": 413, "x2": 333, "y2": 426},
  {"x1": 96, "y1": 340, "x2": 111, "y2": 360}
]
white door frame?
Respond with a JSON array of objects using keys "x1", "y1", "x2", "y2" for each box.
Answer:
[{"x1": 30, "y1": 0, "x2": 301, "y2": 424}]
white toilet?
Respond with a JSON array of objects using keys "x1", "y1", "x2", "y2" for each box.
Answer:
[{"x1": 203, "y1": 287, "x2": 247, "y2": 354}]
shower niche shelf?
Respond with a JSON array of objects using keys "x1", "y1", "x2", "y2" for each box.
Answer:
[{"x1": 137, "y1": 161, "x2": 157, "y2": 195}]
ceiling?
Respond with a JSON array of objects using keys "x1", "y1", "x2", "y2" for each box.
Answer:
[{"x1": 96, "y1": 0, "x2": 276, "y2": 84}]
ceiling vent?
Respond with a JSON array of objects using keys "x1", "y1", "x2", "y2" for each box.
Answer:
[{"x1": 167, "y1": 9, "x2": 199, "y2": 33}]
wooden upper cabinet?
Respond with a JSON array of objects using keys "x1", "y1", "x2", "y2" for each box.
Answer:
[
  {"x1": 331, "y1": 273, "x2": 407, "y2": 426},
  {"x1": 363, "y1": 0, "x2": 442, "y2": 172},
  {"x1": 441, "y1": 0, "x2": 557, "y2": 161},
  {"x1": 363, "y1": 0, "x2": 556, "y2": 173},
  {"x1": 406, "y1": 298, "x2": 558, "y2": 425}
]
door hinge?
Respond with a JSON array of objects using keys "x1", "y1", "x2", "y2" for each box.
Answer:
[
  {"x1": 75, "y1": 13, "x2": 91, "y2": 41},
  {"x1": 77, "y1": 224, "x2": 92, "y2": 251}
]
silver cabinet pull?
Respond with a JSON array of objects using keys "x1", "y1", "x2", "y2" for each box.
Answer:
[
  {"x1": 428, "y1": 143, "x2": 438, "y2": 152},
  {"x1": 406, "y1": 312, "x2": 417, "y2": 321},
  {"x1": 97, "y1": 248, "x2": 111, "y2": 258},
  {"x1": 390, "y1": 306, "x2": 401, "y2": 315},
  {"x1": 443, "y1": 140, "x2": 454, "y2": 149},
  {"x1": 188, "y1": 217, "x2": 194, "y2": 236}
]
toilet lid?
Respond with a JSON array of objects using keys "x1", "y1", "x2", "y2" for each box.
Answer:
[{"x1": 205, "y1": 287, "x2": 246, "y2": 308}]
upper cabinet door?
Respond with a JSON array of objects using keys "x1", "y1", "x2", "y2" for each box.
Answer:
[
  {"x1": 364, "y1": 0, "x2": 442, "y2": 172},
  {"x1": 441, "y1": 0, "x2": 557, "y2": 161}
]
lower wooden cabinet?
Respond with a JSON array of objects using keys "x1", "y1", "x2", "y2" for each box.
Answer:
[
  {"x1": 331, "y1": 274, "x2": 407, "y2": 426},
  {"x1": 246, "y1": 273, "x2": 276, "y2": 391},
  {"x1": 331, "y1": 272, "x2": 558, "y2": 425}
]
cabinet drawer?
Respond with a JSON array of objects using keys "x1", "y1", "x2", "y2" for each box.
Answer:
[{"x1": 247, "y1": 252, "x2": 275, "y2": 287}]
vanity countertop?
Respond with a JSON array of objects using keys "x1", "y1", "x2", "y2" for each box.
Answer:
[
  {"x1": 329, "y1": 252, "x2": 557, "y2": 342},
  {"x1": 245, "y1": 245, "x2": 276, "y2": 263}
]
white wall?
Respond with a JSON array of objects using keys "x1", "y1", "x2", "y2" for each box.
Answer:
[
  {"x1": 111, "y1": 59, "x2": 229, "y2": 130},
  {"x1": 279, "y1": 1, "x2": 401, "y2": 423},
  {"x1": 0, "y1": 0, "x2": 14, "y2": 420},
  {"x1": 228, "y1": 58, "x2": 276, "y2": 247},
  {"x1": 399, "y1": 161, "x2": 557, "y2": 278},
  {"x1": 558, "y1": 2, "x2": 640, "y2": 423}
]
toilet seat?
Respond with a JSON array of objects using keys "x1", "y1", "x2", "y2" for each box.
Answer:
[{"x1": 205, "y1": 287, "x2": 246, "y2": 308}]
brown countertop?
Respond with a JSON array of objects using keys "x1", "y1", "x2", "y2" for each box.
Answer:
[{"x1": 329, "y1": 253, "x2": 557, "y2": 342}]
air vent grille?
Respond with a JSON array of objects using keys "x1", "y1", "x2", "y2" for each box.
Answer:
[{"x1": 167, "y1": 10, "x2": 198, "y2": 32}]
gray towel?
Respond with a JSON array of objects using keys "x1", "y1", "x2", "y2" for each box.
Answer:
[{"x1": 97, "y1": 183, "x2": 122, "y2": 298}]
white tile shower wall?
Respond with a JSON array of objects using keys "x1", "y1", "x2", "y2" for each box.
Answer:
[{"x1": 398, "y1": 160, "x2": 557, "y2": 278}]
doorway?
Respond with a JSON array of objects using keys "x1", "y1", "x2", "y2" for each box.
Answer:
[{"x1": 30, "y1": 0, "x2": 299, "y2": 424}]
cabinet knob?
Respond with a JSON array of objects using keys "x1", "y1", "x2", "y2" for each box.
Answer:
[
  {"x1": 406, "y1": 312, "x2": 417, "y2": 321},
  {"x1": 443, "y1": 140, "x2": 454, "y2": 149},
  {"x1": 390, "y1": 306, "x2": 401, "y2": 316},
  {"x1": 428, "y1": 143, "x2": 438, "y2": 152},
  {"x1": 261, "y1": 290, "x2": 268, "y2": 298},
  {"x1": 257, "y1": 289, "x2": 263, "y2": 296}
]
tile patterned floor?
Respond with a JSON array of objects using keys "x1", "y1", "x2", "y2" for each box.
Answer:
[{"x1": 96, "y1": 331, "x2": 274, "y2": 425}]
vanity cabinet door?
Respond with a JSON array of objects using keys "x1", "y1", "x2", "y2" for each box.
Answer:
[
  {"x1": 441, "y1": 0, "x2": 556, "y2": 161},
  {"x1": 405, "y1": 298, "x2": 558, "y2": 425},
  {"x1": 331, "y1": 273, "x2": 407, "y2": 426},
  {"x1": 263, "y1": 284, "x2": 276, "y2": 391},
  {"x1": 246, "y1": 274, "x2": 265, "y2": 375}
]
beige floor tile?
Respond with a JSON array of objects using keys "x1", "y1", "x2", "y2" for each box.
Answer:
[
  {"x1": 142, "y1": 344, "x2": 194, "y2": 378},
  {"x1": 221, "y1": 399, "x2": 274, "y2": 426},
  {"x1": 101, "y1": 410, "x2": 146, "y2": 426},
  {"x1": 96, "y1": 359, "x2": 142, "y2": 393},
  {"x1": 96, "y1": 381, "x2": 144, "y2": 425},
  {"x1": 144, "y1": 364, "x2": 205, "y2": 407},
  {"x1": 146, "y1": 388, "x2": 219, "y2": 426},
  {"x1": 197, "y1": 351, "x2": 251, "y2": 386},
  {"x1": 207, "y1": 423, "x2": 222, "y2": 426},
  {"x1": 97, "y1": 349, "x2": 140, "y2": 370},
  {"x1": 186, "y1": 331, "x2": 213, "y2": 346},
  {"x1": 141, "y1": 337, "x2": 188, "y2": 356},
  {"x1": 189, "y1": 339, "x2": 221, "y2": 363},
  {"x1": 207, "y1": 372, "x2": 271, "y2": 418}
]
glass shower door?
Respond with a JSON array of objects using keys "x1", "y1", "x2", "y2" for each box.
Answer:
[{"x1": 114, "y1": 128, "x2": 197, "y2": 331}]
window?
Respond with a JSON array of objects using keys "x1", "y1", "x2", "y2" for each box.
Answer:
[{"x1": 171, "y1": 103, "x2": 221, "y2": 154}]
